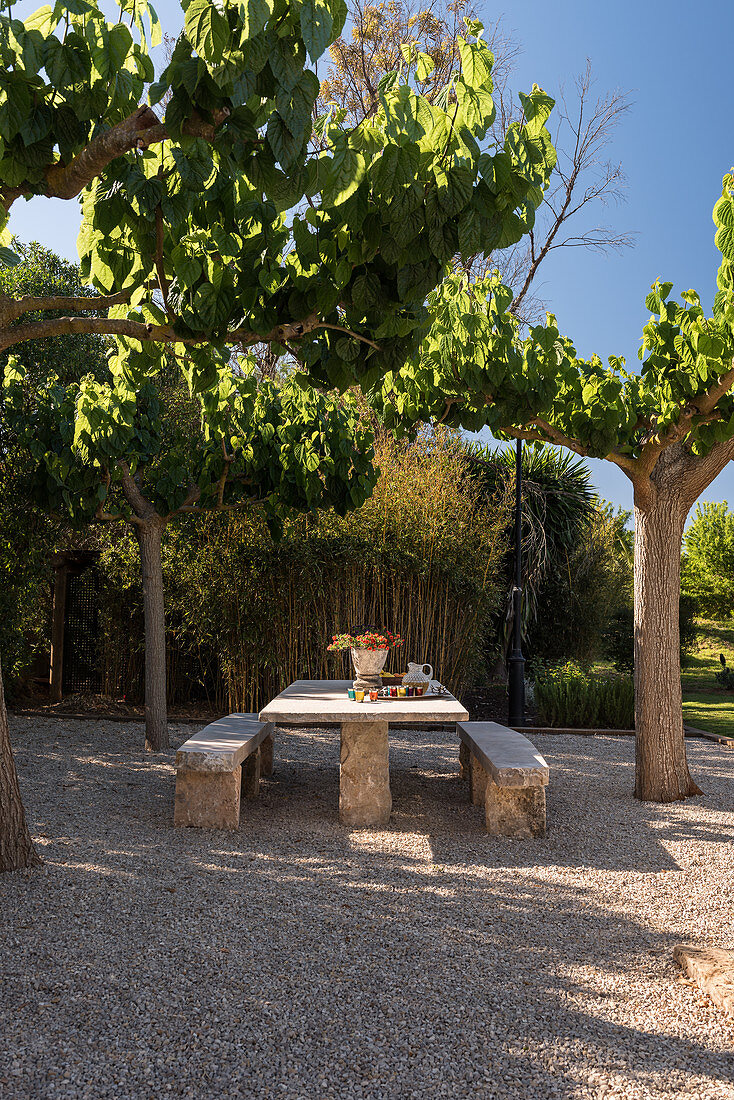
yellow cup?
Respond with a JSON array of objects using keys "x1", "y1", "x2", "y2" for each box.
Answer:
[
  {"x1": 397, "y1": 686, "x2": 407, "y2": 697},
  {"x1": 354, "y1": 689, "x2": 365, "y2": 702}
]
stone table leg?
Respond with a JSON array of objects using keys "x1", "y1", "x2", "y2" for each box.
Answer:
[{"x1": 339, "y1": 721, "x2": 391, "y2": 828}]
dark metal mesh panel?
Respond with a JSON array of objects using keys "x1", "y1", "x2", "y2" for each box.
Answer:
[{"x1": 62, "y1": 567, "x2": 101, "y2": 694}]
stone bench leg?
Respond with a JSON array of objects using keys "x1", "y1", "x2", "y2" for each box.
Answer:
[
  {"x1": 459, "y1": 740, "x2": 471, "y2": 781},
  {"x1": 241, "y1": 749, "x2": 262, "y2": 800},
  {"x1": 340, "y1": 720, "x2": 391, "y2": 828},
  {"x1": 469, "y1": 753, "x2": 488, "y2": 805},
  {"x1": 485, "y1": 780, "x2": 546, "y2": 838},
  {"x1": 174, "y1": 767, "x2": 241, "y2": 829},
  {"x1": 260, "y1": 733, "x2": 274, "y2": 777}
]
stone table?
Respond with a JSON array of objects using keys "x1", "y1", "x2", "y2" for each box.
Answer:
[{"x1": 259, "y1": 679, "x2": 469, "y2": 828}]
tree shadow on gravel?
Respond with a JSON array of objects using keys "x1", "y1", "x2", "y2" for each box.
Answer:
[{"x1": 4, "y1": 719, "x2": 734, "y2": 1099}]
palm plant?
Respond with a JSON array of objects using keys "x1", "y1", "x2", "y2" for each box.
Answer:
[{"x1": 466, "y1": 444, "x2": 600, "y2": 666}]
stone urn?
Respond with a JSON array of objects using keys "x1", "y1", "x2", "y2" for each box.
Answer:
[{"x1": 351, "y1": 647, "x2": 389, "y2": 690}]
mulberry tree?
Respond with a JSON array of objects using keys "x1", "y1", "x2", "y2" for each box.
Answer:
[
  {"x1": 0, "y1": 0, "x2": 557, "y2": 869},
  {"x1": 374, "y1": 174, "x2": 734, "y2": 803}
]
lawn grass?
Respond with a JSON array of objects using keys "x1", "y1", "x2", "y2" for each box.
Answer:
[{"x1": 682, "y1": 618, "x2": 734, "y2": 737}]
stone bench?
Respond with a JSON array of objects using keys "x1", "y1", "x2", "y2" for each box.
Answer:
[
  {"x1": 457, "y1": 721, "x2": 549, "y2": 838},
  {"x1": 174, "y1": 714, "x2": 274, "y2": 829}
]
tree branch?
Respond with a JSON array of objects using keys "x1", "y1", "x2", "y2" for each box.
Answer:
[
  {"x1": 117, "y1": 460, "x2": 157, "y2": 522},
  {"x1": 317, "y1": 322, "x2": 380, "y2": 350},
  {"x1": 0, "y1": 312, "x2": 323, "y2": 354},
  {"x1": 637, "y1": 359, "x2": 734, "y2": 477},
  {"x1": 0, "y1": 288, "x2": 131, "y2": 327},
  {"x1": 3, "y1": 104, "x2": 231, "y2": 209}
]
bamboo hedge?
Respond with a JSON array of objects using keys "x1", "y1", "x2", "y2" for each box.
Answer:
[{"x1": 97, "y1": 429, "x2": 509, "y2": 711}]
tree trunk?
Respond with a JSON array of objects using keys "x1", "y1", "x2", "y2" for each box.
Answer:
[
  {"x1": 135, "y1": 519, "x2": 168, "y2": 752},
  {"x1": 633, "y1": 489, "x2": 700, "y2": 802},
  {"x1": 0, "y1": 655, "x2": 42, "y2": 872}
]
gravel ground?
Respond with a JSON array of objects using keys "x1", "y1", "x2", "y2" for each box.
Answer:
[{"x1": 1, "y1": 717, "x2": 733, "y2": 1100}]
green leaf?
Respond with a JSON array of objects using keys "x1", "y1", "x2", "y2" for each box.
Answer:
[
  {"x1": 455, "y1": 78, "x2": 494, "y2": 137},
  {"x1": 457, "y1": 205, "x2": 480, "y2": 256},
  {"x1": 184, "y1": 0, "x2": 230, "y2": 63},
  {"x1": 713, "y1": 195, "x2": 734, "y2": 229},
  {"x1": 328, "y1": 0, "x2": 348, "y2": 37},
  {"x1": 351, "y1": 272, "x2": 381, "y2": 312},
  {"x1": 238, "y1": 0, "x2": 274, "y2": 39},
  {"x1": 518, "y1": 85, "x2": 555, "y2": 136},
  {"x1": 321, "y1": 140, "x2": 366, "y2": 206},
  {"x1": 415, "y1": 51, "x2": 434, "y2": 82},
  {"x1": 0, "y1": 245, "x2": 20, "y2": 268},
  {"x1": 458, "y1": 37, "x2": 493, "y2": 91},
  {"x1": 715, "y1": 225, "x2": 734, "y2": 263},
  {"x1": 267, "y1": 113, "x2": 304, "y2": 170},
  {"x1": 371, "y1": 142, "x2": 419, "y2": 196},
  {"x1": 23, "y1": 6, "x2": 57, "y2": 35},
  {"x1": 300, "y1": 0, "x2": 333, "y2": 62}
]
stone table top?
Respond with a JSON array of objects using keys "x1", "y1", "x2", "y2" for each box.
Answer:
[{"x1": 259, "y1": 679, "x2": 469, "y2": 725}]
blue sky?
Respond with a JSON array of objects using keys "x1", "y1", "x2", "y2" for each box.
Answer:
[{"x1": 7, "y1": 0, "x2": 734, "y2": 518}]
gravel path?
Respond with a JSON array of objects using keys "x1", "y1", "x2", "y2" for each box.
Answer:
[{"x1": 1, "y1": 717, "x2": 733, "y2": 1100}]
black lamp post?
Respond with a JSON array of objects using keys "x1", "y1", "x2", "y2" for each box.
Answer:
[{"x1": 507, "y1": 437, "x2": 526, "y2": 727}]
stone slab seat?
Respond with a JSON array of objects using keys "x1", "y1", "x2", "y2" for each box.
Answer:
[
  {"x1": 456, "y1": 721, "x2": 549, "y2": 838},
  {"x1": 174, "y1": 713, "x2": 274, "y2": 830}
]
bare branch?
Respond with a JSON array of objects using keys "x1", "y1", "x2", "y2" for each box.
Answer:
[
  {"x1": 509, "y1": 62, "x2": 633, "y2": 317},
  {"x1": 317, "y1": 322, "x2": 381, "y2": 350}
]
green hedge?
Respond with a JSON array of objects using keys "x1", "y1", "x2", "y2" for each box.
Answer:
[{"x1": 533, "y1": 662, "x2": 634, "y2": 729}]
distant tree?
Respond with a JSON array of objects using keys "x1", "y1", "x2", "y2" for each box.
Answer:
[
  {"x1": 318, "y1": 0, "x2": 633, "y2": 319},
  {"x1": 682, "y1": 502, "x2": 734, "y2": 620},
  {"x1": 0, "y1": 241, "x2": 109, "y2": 386},
  {"x1": 4, "y1": 352, "x2": 377, "y2": 751},
  {"x1": 0, "y1": 243, "x2": 109, "y2": 695}
]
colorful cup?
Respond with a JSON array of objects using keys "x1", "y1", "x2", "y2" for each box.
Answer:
[
  {"x1": 355, "y1": 689, "x2": 365, "y2": 702},
  {"x1": 348, "y1": 688, "x2": 356, "y2": 700},
  {"x1": 415, "y1": 685, "x2": 424, "y2": 696},
  {"x1": 398, "y1": 686, "x2": 407, "y2": 698},
  {"x1": 389, "y1": 686, "x2": 398, "y2": 698},
  {"x1": 407, "y1": 685, "x2": 414, "y2": 697},
  {"x1": 370, "y1": 688, "x2": 379, "y2": 702}
]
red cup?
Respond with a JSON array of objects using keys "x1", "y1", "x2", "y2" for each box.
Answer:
[{"x1": 389, "y1": 686, "x2": 398, "y2": 698}]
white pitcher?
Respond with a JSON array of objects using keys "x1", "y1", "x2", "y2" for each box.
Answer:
[{"x1": 402, "y1": 661, "x2": 433, "y2": 686}]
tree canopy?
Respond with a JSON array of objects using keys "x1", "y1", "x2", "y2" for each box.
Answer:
[
  {"x1": 3, "y1": 353, "x2": 377, "y2": 528},
  {"x1": 1, "y1": 1, "x2": 557, "y2": 396},
  {"x1": 374, "y1": 172, "x2": 734, "y2": 501}
]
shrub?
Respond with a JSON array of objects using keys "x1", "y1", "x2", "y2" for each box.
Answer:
[
  {"x1": 602, "y1": 595, "x2": 698, "y2": 673},
  {"x1": 534, "y1": 661, "x2": 634, "y2": 729},
  {"x1": 715, "y1": 654, "x2": 734, "y2": 691}
]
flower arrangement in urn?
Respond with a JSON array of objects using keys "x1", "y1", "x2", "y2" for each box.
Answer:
[{"x1": 328, "y1": 629, "x2": 403, "y2": 690}]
